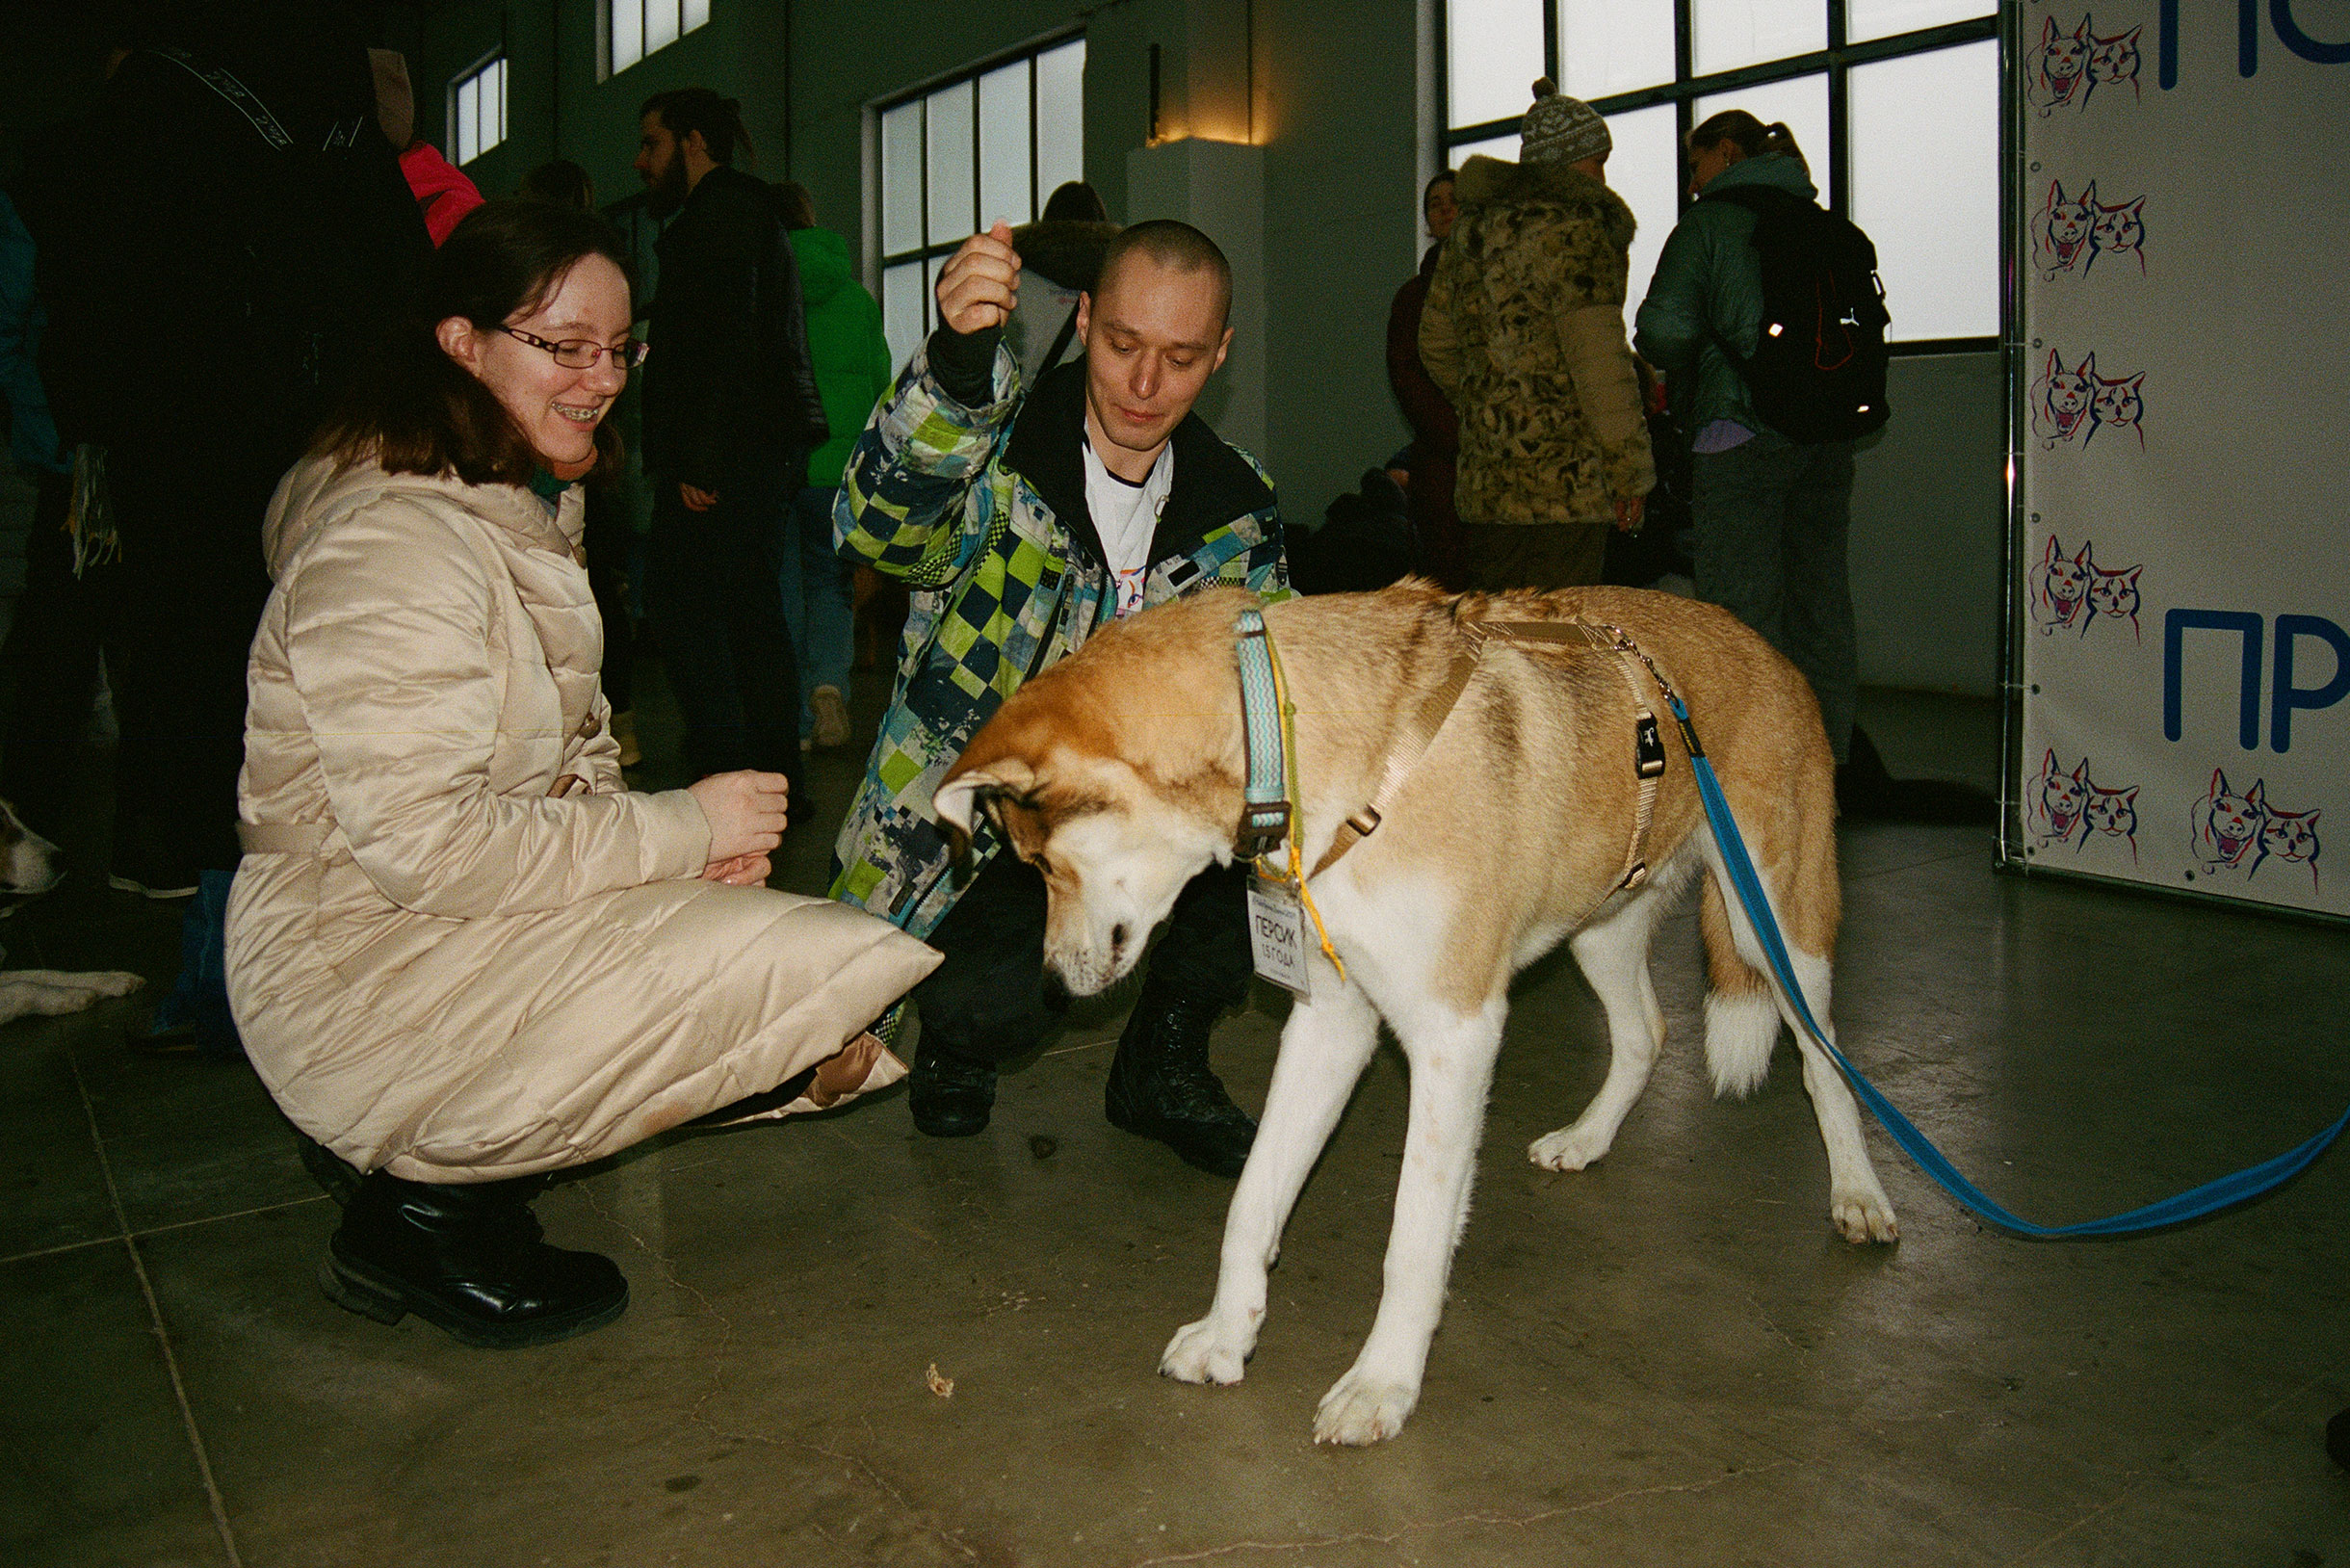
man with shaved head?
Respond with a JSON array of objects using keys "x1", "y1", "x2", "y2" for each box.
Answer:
[{"x1": 832, "y1": 216, "x2": 1289, "y2": 1176}]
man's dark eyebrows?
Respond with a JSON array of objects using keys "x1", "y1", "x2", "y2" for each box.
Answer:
[{"x1": 1099, "y1": 316, "x2": 1216, "y2": 353}]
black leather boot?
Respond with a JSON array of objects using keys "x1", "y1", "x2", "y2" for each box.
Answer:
[
  {"x1": 1105, "y1": 985, "x2": 1256, "y2": 1177},
  {"x1": 909, "y1": 1042, "x2": 997, "y2": 1137},
  {"x1": 319, "y1": 1170, "x2": 628, "y2": 1348}
]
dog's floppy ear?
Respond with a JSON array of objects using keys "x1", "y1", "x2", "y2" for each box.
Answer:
[{"x1": 933, "y1": 758, "x2": 1039, "y2": 860}]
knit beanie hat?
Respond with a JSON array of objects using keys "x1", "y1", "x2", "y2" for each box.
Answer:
[{"x1": 1519, "y1": 78, "x2": 1611, "y2": 166}]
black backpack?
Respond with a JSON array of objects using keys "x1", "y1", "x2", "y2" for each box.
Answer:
[{"x1": 1701, "y1": 185, "x2": 1892, "y2": 444}]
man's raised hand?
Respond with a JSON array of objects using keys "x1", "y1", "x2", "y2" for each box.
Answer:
[{"x1": 935, "y1": 221, "x2": 1021, "y2": 336}]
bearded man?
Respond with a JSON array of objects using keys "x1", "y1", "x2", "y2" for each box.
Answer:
[{"x1": 831, "y1": 219, "x2": 1289, "y2": 1176}]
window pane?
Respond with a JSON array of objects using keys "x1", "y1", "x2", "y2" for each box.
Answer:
[
  {"x1": 1445, "y1": 130, "x2": 1521, "y2": 169},
  {"x1": 1557, "y1": 0, "x2": 1674, "y2": 100},
  {"x1": 1035, "y1": 40, "x2": 1085, "y2": 200},
  {"x1": 883, "y1": 262, "x2": 927, "y2": 376},
  {"x1": 489, "y1": 60, "x2": 506, "y2": 148},
  {"x1": 683, "y1": 0, "x2": 711, "y2": 33},
  {"x1": 1694, "y1": 72, "x2": 1829, "y2": 189},
  {"x1": 457, "y1": 75, "x2": 479, "y2": 163},
  {"x1": 979, "y1": 61, "x2": 1033, "y2": 228},
  {"x1": 647, "y1": 0, "x2": 679, "y2": 54},
  {"x1": 1606, "y1": 104, "x2": 1679, "y2": 335},
  {"x1": 1850, "y1": 39, "x2": 1998, "y2": 340},
  {"x1": 1693, "y1": 0, "x2": 1826, "y2": 75},
  {"x1": 612, "y1": 0, "x2": 641, "y2": 73},
  {"x1": 1847, "y1": 0, "x2": 1993, "y2": 44},
  {"x1": 1449, "y1": 0, "x2": 1545, "y2": 131},
  {"x1": 881, "y1": 100, "x2": 924, "y2": 255},
  {"x1": 926, "y1": 81, "x2": 976, "y2": 245}
]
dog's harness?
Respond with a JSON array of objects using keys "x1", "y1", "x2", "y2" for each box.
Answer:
[{"x1": 1233, "y1": 608, "x2": 1685, "y2": 902}]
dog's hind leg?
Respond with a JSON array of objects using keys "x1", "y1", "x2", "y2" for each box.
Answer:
[
  {"x1": 1313, "y1": 995, "x2": 1504, "y2": 1446},
  {"x1": 1698, "y1": 829, "x2": 1898, "y2": 1244},
  {"x1": 1529, "y1": 885, "x2": 1672, "y2": 1171},
  {"x1": 1162, "y1": 975, "x2": 1380, "y2": 1391}
]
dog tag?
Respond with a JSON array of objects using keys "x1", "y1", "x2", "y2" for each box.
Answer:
[{"x1": 1246, "y1": 871, "x2": 1312, "y2": 997}]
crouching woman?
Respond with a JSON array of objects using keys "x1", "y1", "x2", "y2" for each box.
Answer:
[{"x1": 226, "y1": 200, "x2": 937, "y2": 1348}]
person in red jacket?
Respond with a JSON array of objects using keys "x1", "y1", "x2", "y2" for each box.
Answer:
[
  {"x1": 1385, "y1": 170, "x2": 1461, "y2": 588},
  {"x1": 368, "y1": 49, "x2": 483, "y2": 246}
]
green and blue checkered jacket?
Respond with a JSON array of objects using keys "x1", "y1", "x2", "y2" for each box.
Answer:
[{"x1": 828, "y1": 342, "x2": 1289, "y2": 940}]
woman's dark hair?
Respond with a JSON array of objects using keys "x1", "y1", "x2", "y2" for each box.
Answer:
[
  {"x1": 1423, "y1": 170, "x2": 1456, "y2": 207},
  {"x1": 517, "y1": 159, "x2": 595, "y2": 212},
  {"x1": 313, "y1": 198, "x2": 635, "y2": 486},
  {"x1": 772, "y1": 179, "x2": 817, "y2": 230},
  {"x1": 640, "y1": 87, "x2": 753, "y2": 168},
  {"x1": 1688, "y1": 110, "x2": 1809, "y2": 173},
  {"x1": 1040, "y1": 180, "x2": 1109, "y2": 224}
]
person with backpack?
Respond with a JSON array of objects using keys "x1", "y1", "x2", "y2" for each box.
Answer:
[{"x1": 1633, "y1": 111, "x2": 1890, "y2": 766}]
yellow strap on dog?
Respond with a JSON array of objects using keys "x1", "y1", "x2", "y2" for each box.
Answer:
[{"x1": 1251, "y1": 623, "x2": 1347, "y2": 983}]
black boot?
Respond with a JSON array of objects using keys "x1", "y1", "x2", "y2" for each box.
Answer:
[
  {"x1": 319, "y1": 1170, "x2": 628, "y2": 1349},
  {"x1": 1105, "y1": 985, "x2": 1255, "y2": 1177},
  {"x1": 909, "y1": 1041, "x2": 997, "y2": 1137},
  {"x1": 286, "y1": 1121, "x2": 362, "y2": 1206}
]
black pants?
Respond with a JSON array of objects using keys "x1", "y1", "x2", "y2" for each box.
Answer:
[
  {"x1": 581, "y1": 485, "x2": 635, "y2": 716},
  {"x1": 911, "y1": 852, "x2": 1256, "y2": 1065},
  {"x1": 643, "y1": 470, "x2": 801, "y2": 788}
]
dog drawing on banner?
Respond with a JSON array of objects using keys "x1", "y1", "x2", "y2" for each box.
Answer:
[
  {"x1": 2191, "y1": 771, "x2": 2269, "y2": 876},
  {"x1": 2036, "y1": 180, "x2": 2097, "y2": 277},
  {"x1": 2030, "y1": 536, "x2": 2095, "y2": 633},
  {"x1": 2031, "y1": 350, "x2": 2097, "y2": 447},
  {"x1": 2032, "y1": 15, "x2": 2093, "y2": 112},
  {"x1": 931, "y1": 583, "x2": 1896, "y2": 1446},
  {"x1": 2029, "y1": 749, "x2": 2093, "y2": 849}
]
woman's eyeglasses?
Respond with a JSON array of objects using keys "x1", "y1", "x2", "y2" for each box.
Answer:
[{"x1": 501, "y1": 326, "x2": 650, "y2": 370}]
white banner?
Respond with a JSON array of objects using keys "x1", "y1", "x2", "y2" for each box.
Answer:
[{"x1": 2015, "y1": 0, "x2": 2349, "y2": 917}]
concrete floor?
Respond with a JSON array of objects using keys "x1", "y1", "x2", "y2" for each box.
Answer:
[{"x1": 4, "y1": 654, "x2": 2348, "y2": 1568}]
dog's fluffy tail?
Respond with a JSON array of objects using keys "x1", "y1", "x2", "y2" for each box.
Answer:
[{"x1": 1698, "y1": 873, "x2": 1779, "y2": 1099}]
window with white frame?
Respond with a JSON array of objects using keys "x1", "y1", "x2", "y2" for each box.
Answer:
[
  {"x1": 875, "y1": 36, "x2": 1086, "y2": 371},
  {"x1": 605, "y1": 0, "x2": 713, "y2": 79},
  {"x1": 1438, "y1": 0, "x2": 1998, "y2": 345},
  {"x1": 449, "y1": 53, "x2": 507, "y2": 166}
]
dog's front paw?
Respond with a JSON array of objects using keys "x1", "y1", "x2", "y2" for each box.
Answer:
[
  {"x1": 84, "y1": 972, "x2": 145, "y2": 999},
  {"x1": 1313, "y1": 1367, "x2": 1419, "y2": 1446},
  {"x1": 1160, "y1": 1316, "x2": 1250, "y2": 1386},
  {"x1": 1830, "y1": 1184, "x2": 1899, "y2": 1244},
  {"x1": 1528, "y1": 1122, "x2": 1611, "y2": 1171}
]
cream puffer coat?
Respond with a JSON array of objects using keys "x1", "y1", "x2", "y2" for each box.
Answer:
[{"x1": 226, "y1": 456, "x2": 939, "y2": 1184}]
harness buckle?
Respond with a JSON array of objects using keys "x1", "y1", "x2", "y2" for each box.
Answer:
[
  {"x1": 1633, "y1": 710, "x2": 1667, "y2": 778},
  {"x1": 1345, "y1": 805, "x2": 1382, "y2": 838},
  {"x1": 1621, "y1": 861, "x2": 1650, "y2": 891},
  {"x1": 1236, "y1": 801, "x2": 1291, "y2": 861}
]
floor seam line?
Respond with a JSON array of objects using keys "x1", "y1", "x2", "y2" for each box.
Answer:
[
  {"x1": 0, "y1": 1192, "x2": 334, "y2": 1268},
  {"x1": 68, "y1": 1049, "x2": 245, "y2": 1568}
]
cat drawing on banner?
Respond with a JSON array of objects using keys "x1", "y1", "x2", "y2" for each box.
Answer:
[
  {"x1": 2083, "y1": 779, "x2": 2142, "y2": 863},
  {"x1": 2257, "y1": 806, "x2": 2323, "y2": 892},
  {"x1": 2035, "y1": 181, "x2": 2148, "y2": 278},
  {"x1": 2084, "y1": 195, "x2": 2147, "y2": 274},
  {"x1": 2085, "y1": 369, "x2": 2147, "y2": 447},
  {"x1": 2029, "y1": 750, "x2": 2092, "y2": 849},
  {"x1": 2032, "y1": 15, "x2": 2092, "y2": 112},
  {"x1": 2031, "y1": 349, "x2": 2145, "y2": 448},
  {"x1": 2085, "y1": 24, "x2": 2143, "y2": 105},
  {"x1": 2029, "y1": 537, "x2": 2145, "y2": 639}
]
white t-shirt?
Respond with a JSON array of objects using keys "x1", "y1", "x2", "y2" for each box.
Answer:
[{"x1": 1083, "y1": 437, "x2": 1173, "y2": 617}]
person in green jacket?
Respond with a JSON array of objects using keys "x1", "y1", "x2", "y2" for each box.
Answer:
[
  {"x1": 777, "y1": 182, "x2": 893, "y2": 749},
  {"x1": 1632, "y1": 111, "x2": 1859, "y2": 764}
]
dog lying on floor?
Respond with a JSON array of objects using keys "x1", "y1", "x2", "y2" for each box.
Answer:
[
  {"x1": 932, "y1": 582, "x2": 1896, "y2": 1446},
  {"x1": 0, "y1": 798, "x2": 144, "y2": 1026}
]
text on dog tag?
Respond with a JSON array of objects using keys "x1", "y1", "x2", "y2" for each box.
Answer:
[{"x1": 1246, "y1": 872, "x2": 1312, "y2": 998}]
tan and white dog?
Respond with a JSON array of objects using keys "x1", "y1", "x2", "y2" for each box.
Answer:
[
  {"x1": 933, "y1": 582, "x2": 1895, "y2": 1446},
  {"x1": 0, "y1": 798, "x2": 144, "y2": 1026}
]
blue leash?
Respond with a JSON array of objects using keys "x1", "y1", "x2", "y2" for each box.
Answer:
[{"x1": 1669, "y1": 690, "x2": 2350, "y2": 1238}]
